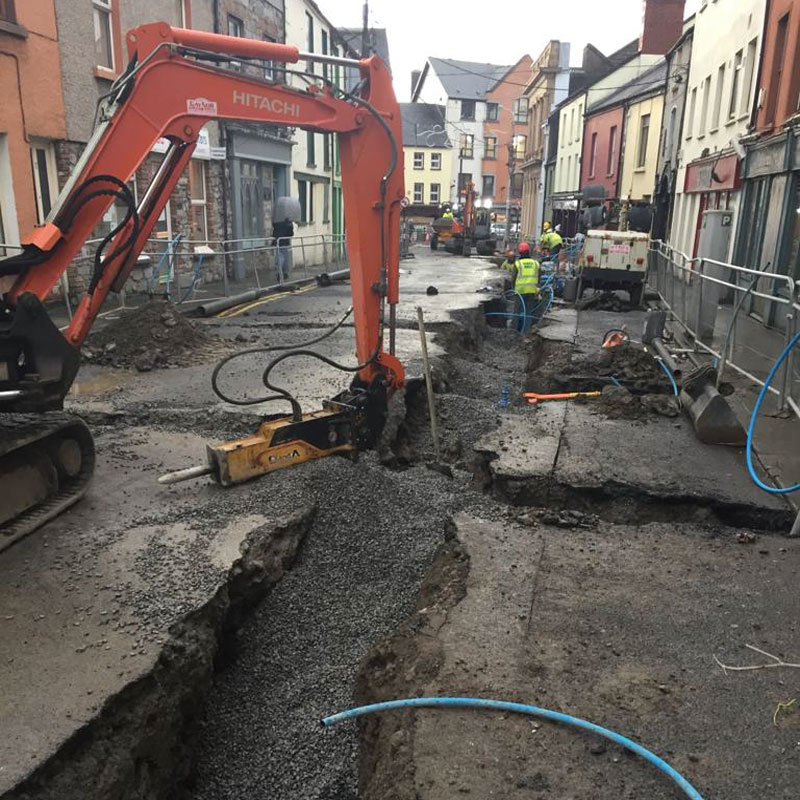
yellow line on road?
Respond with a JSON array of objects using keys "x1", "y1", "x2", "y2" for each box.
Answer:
[{"x1": 217, "y1": 283, "x2": 318, "y2": 319}]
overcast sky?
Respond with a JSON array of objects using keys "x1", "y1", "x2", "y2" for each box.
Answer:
[{"x1": 326, "y1": 0, "x2": 701, "y2": 101}]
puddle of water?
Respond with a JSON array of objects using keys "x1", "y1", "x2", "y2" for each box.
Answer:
[{"x1": 69, "y1": 370, "x2": 132, "y2": 396}]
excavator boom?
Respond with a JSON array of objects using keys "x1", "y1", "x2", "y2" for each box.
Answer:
[{"x1": 0, "y1": 23, "x2": 405, "y2": 546}]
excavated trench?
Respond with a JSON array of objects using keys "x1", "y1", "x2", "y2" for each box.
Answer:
[{"x1": 9, "y1": 300, "x2": 792, "y2": 800}]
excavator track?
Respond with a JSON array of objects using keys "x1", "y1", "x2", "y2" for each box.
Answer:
[{"x1": 0, "y1": 413, "x2": 95, "y2": 552}]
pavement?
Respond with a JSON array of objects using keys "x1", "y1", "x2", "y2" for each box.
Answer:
[
  {"x1": 0, "y1": 247, "x2": 497, "y2": 799},
  {"x1": 2, "y1": 245, "x2": 798, "y2": 799}
]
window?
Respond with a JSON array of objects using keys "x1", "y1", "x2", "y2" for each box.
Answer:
[
  {"x1": 460, "y1": 134, "x2": 474, "y2": 159},
  {"x1": 606, "y1": 125, "x2": 617, "y2": 175},
  {"x1": 687, "y1": 87, "x2": 697, "y2": 138},
  {"x1": 413, "y1": 151, "x2": 425, "y2": 170},
  {"x1": 460, "y1": 99, "x2": 475, "y2": 121},
  {"x1": 511, "y1": 172, "x2": 523, "y2": 199},
  {"x1": 666, "y1": 106, "x2": 677, "y2": 155},
  {"x1": 481, "y1": 175, "x2": 495, "y2": 198},
  {"x1": 263, "y1": 35, "x2": 276, "y2": 82},
  {"x1": 298, "y1": 180, "x2": 308, "y2": 223},
  {"x1": 323, "y1": 133, "x2": 331, "y2": 170},
  {"x1": 227, "y1": 14, "x2": 244, "y2": 71},
  {"x1": 765, "y1": 14, "x2": 789, "y2": 124},
  {"x1": 741, "y1": 38, "x2": 757, "y2": 117},
  {"x1": 430, "y1": 152, "x2": 441, "y2": 170},
  {"x1": 570, "y1": 108, "x2": 575, "y2": 142},
  {"x1": 305, "y1": 12, "x2": 314, "y2": 73},
  {"x1": 307, "y1": 131, "x2": 316, "y2": 166},
  {"x1": 93, "y1": 0, "x2": 114, "y2": 70},
  {"x1": 636, "y1": 114, "x2": 650, "y2": 168},
  {"x1": 321, "y1": 29, "x2": 329, "y2": 81},
  {"x1": 188, "y1": 160, "x2": 208, "y2": 242},
  {"x1": 729, "y1": 49, "x2": 743, "y2": 119},
  {"x1": 457, "y1": 173, "x2": 472, "y2": 195},
  {"x1": 430, "y1": 183, "x2": 440, "y2": 204},
  {"x1": 485, "y1": 137, "x2": 497, "y2": 159},
  {"x1": 0, "y1": 134, "x2": 19, "y2": 254},
  {"x1": 513, "y1": 97, "x2": 528, "y2": 125},
  {"x1": 512, "y1": 134, "x2": 526, "y2": 161},
  {"x1": 0, "y1": 0, "x2": 16, "y2": 23},
  {"x1": 413, "y1": 182, "x2": 424, "y2": 203},
  {"x1": 588, "y1": 131, "x2": 598, "y2": 177},
  {"x1": 486, "y1": 102, "x2": 499, "y2": 122},
  {"x1": 711, "y1": 64, "x2": 725, "y2": 130},
  {"x1": 323, "y1": 183, "x2": 330, "y2": 222},
  {"x1": 30, "y1": 141, "x2": 58, "y2": 224},
  {"x1": 698, "y1": 76, "x2": 711, "y2": 135}
]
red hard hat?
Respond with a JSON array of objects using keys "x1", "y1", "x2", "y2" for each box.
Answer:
[{"x1": 518, "y1": 241, "x2": 530, "y2": 255}]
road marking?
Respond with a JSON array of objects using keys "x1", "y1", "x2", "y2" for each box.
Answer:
[{"x1": 217, "y1": 283, "x2": 318, "y2": 319}]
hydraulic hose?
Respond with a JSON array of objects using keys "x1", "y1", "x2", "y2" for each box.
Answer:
[
  {"x1": 746, "y1": 331, "x2": 800, "y2": 494},
  {"x1": 321, "y1": 697, "x2": 705, "y2": 800},
  {"x1": 655, "y1": 357, "x2": 680, "y2": 397}
]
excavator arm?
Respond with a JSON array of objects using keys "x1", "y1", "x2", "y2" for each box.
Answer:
[{"x1": 0, "y1": 23, "x2": 405, "y2": 544}]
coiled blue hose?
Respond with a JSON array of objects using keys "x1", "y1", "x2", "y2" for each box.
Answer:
[
  {"x1": 746, "y1": 330, "x2": 800, "y2": 494},
  {"x1": 655, "y1": 357, "x2": 680, "y2": 397},
  {"x1": 321, "y1": 696, "x2": 705, "y2": 800}
]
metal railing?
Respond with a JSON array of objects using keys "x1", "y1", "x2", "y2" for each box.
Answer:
[
  {"x1": 50, "y1": 232, "x2": 349, "y2": 319},
  {"x1": 648, "y1": 240, "x2": 799, "y2": 417}
]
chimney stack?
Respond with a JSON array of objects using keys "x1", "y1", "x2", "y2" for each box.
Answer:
[
  {"x1": 640, "y1": 0, "x2": 685, "y2": 55},
  {"x1": 411, "y1": 69, "x2": 421, "y2": 98}
]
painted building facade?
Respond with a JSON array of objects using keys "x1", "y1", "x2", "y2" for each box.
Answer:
[
  {"x1": 481, "y1": 56, "x2": 533, "y2": 214},
  {"x1": 734, "y1": 0, "x2": 800, "y2": 328},
  {"x1": 520, "y1": 41, "x2": 571, "y2": 237},
  {"x1": 400, "y1": 103, "x2": 452, "y2": 222},
  {"x1": 0, "y1": 0, "x2": 67, "y2": 261},
  {"x1": 669, "y1": 0, "x2": 766, "y2": 260},
  {"x1": 652, "y1": 19, "x2": 694, "y2": 240}
]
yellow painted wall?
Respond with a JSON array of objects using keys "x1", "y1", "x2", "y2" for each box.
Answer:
[
  {"x1": 620, "y1": 94, "x2": 664, "y2": 202},
  {"x1": 404, "y1": 147, "x2": 452, "y2": 207}
]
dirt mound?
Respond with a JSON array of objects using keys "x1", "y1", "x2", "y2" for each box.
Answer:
[
  {"x1": 526, "y1": 340, "x2": 668, "y2": 395},
  {"x1": 589, "y1": 385, "x2": 680, "y2": 420},
  {"x1": 84, "y1": 301, "x2": 211, "y2": 371}
]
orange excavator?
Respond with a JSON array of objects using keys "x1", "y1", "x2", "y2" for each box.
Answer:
[
  {"x1": 430, "y1": 181, "x2": 495, "y2": 256},
  {"x1": 0, "y1": 23, "x2": 404, "y2": 548}
]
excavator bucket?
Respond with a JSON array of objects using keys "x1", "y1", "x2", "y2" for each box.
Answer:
[{"x1": 679, "y1": 364, "x2": 746, "y2": 446}]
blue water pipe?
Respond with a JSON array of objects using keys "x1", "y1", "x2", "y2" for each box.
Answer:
[
  {"x1": 746, "y1": 330, "x2": 800, "y2": 494},
  {"x1": 609, "y1": 375, "x2": 623, "y2": 388},
  {"x1": 655, "y1": 357, "x2": 680, "y2": 397},
  {"x1": 321, "y1": 697, "x2": 705, "y2": 800}
]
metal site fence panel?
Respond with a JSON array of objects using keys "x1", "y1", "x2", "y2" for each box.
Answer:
[
  {"x1": 648, "y1": 240, "x2": 800, "y2": 417},
  {"x1": 54, "y1": 233, "x2": 349, "y2": 317}
]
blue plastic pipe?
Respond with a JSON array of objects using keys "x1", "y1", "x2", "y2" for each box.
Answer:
[
  {"x1": 746, "y1": 330, "x2": 800, "y2": 494},
  {"x1": 321, "y1": 697, "x2": 705, "y2": 800}
]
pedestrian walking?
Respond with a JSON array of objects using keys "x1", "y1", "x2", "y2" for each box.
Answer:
[{"x1": 272, "y1": 214, "x2": 294, "y2": 282}]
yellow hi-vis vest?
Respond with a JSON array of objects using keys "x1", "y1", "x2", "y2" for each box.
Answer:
[{"x1": 515, "y1": 258, "x2": 540, "y2": 294}]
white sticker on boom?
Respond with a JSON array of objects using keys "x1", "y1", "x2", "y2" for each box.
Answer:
[{"x1": 187, "y1": 97, "x2": 218, "y2": 115}]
